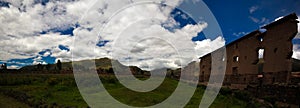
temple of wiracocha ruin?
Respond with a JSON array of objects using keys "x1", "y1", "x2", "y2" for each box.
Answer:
[
  {"x1": 0, "y1": 13, "x2": 299, "y2": 106},
  {"x1": 199, "y1": 13, "x2": 300, "y2": 89}
]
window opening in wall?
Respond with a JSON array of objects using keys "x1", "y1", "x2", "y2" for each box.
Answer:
[
  {"x1": 232, "y1": 67, "x2": 238, "y2": 75},
  {"x1": 222, "y1": 57, "x2": 225, "y2": 61},
  {"x1": 233, "y1": 56, "x2": 239, "y2": 62},
  {"x1": 257, "y1": 35, "x2": 264, "y2": 42},
  {"x1": 272, "y1": 77, "x2": 275, "y2": 83},
  {"x1": 274, "y1": 48, "x2": 278, "y2": 53},
  {"x1": 257, "y1": 48, "x2": 265, "y2": 74},
  {"x1": 258, "y1": 49, "x2": 265, "y2": 59},
  {"x1": 287, "y1": 51, "x2": 293, "y2": 59},
  {"x1": 201, "y1": 71, "x2": 205, "y2": 82}
]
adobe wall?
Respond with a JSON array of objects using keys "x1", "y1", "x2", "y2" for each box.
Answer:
[{"x1": 199, "y1": 13, "x2": 299, "y2": 85}]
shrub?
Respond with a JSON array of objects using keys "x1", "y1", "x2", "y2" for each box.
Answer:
[
  {"x1": 197, "y1": 84, "x2": 206, "y2": 89},
  {"x1": 234, "y1": 90, "x2": 251, "y2": 101},
  {"x1": 46, "y1": 77, "x2": 59, "y2": 86},
  {"x1": 220, "y1": 87, "x2": 232, "y2": 96},
  {"x1": 263, "y1": 96, "x2": 276, "y2": 105},
  {"x1": 55, "y1": 86, "x2": 69, "y2": 91}
]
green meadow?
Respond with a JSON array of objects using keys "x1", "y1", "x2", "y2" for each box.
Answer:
[{"x1": 0, "y1": 74, "x2": 263, "y2": 108}]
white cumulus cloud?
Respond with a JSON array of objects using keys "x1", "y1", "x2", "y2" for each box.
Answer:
[{"x1": 0, "y1": 0, "x2": 226, "y2": 70}]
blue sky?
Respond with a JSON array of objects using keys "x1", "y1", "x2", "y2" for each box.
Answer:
[
  {"x1": 0, "y1": 0, "x2": 299, "y2": 69},
  {"x1": 203, "y1": 0, "x2": 300, "y2": 43}
]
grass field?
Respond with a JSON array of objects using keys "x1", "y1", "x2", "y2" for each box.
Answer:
[
  {"x1": 0, "y1": 74, "x2": 262, "y2": 107},
  {"x1": 0, "y1": 94, "x2": 29, "y2": 108}
]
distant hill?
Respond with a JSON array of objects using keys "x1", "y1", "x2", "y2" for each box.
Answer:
[
  {"x1": 18, "y1": 57, "x2": 300, "y2": 74},
  {"x1": 292, "y1": 58, "x2": 300, "y2": 72},
  {"x1": 18, "y1": 58, "x2": 150, "y2": 75},
  {"x1": 18, "y1": 58, "x2": 202, "y2": 78},
  {"x1": 19, "y1": 61, "x2": 72, "y2": 72},
  {"x1": 19, "y1": 57, "x2": 116, "y2": 71}
]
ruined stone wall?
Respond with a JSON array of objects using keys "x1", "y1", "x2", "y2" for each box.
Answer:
[
  {"x1": 261, "y1": 18, "x2": 298, "y2": 84},
  {"x1": 199, "y1": 13, "x2": 299, "y2": 85},
  {"x1": 246, "y1": 85, "x2": 300, "y2": 105},
  {"x1": 181, "y1": 61, "x2": 199, "y2": 81},
  {"x1": 199, "y1": 54, "x2": 211, "y2": 82}
]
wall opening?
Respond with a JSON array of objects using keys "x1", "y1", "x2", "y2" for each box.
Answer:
[
  {"x1": 257, "y1": 48, "x2": 265, "y2": 74},
  {"x1": 222, "y1": 57, "x2": 225, "y2": 61},
  {"x1": 257, "y1": 35, "x2": 264, "y2": 42},
  {"x1": 201, "y1": 71, "x2": 204, "y2": 82},
  {"x1": 232, "y1": 67, "x2": 238, "y2": 75},
  {"x1": 258, "y1": 49, "x2": 265, "y2": 59},
  {"x1": 286, "y1": 51, "x2": 293, "y2": 59},
  {"x1": 233, "y1": 56, "x2": 239, "y2": 62},
  {"x1": 272, "y1": 77, "x2": 276, "y2": 84},
  {"x1": 274, "y1": 48, "x2": 278, "y2": 53}
]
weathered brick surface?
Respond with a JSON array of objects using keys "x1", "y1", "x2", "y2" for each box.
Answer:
[{"x1": 199, "y1": 13, "x2": 299, "y2": 85}]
